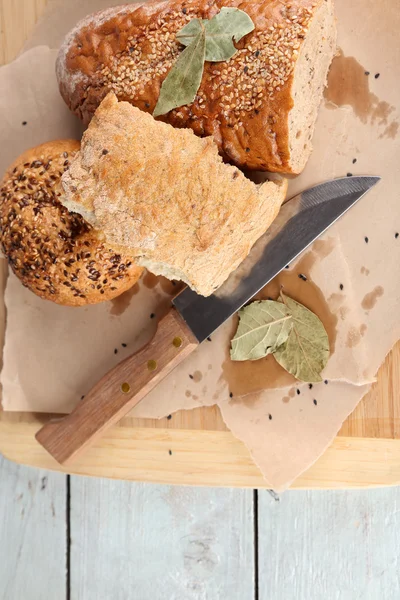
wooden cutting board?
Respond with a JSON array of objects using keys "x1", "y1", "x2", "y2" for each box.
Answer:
[{"x1": 1, "y1": 0, "x2": 400, "y2": 489}]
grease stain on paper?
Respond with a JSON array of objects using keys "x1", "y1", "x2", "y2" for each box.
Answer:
[
  {"x1": 222, "y1": 241, "x2": 338, "y2": 398},
  {"x1": 110, "y1": 283, "x2": 140, "y2": 316},
  {"x1": 362, "y1": 286, "x2": 384, "y2": 311},
  {"x1": 192, "y1": 370, "x2": 203, "y2": 383},
  {"x1": 324, "y1": 49, "x2": 398, "y2": 135}
]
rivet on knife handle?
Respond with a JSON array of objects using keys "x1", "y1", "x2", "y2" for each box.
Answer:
[{"x1": 35, "y1": 309, "x2": 198, "y2": 465}]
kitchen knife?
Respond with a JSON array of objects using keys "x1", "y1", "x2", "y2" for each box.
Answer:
[{"x1": 36, "y1": 176, "x2": 380, "y2": 464}]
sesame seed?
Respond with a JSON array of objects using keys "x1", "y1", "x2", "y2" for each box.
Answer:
[
  {"x1": 0, "y1": 149, "x2": 137, "y2": 305},
  {"x1": 95, "y1": 6, "x2": 313, "y2": 129}
]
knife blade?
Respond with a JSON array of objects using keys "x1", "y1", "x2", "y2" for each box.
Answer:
[
  {"x1": 174, "y1": 176, "x2": 380, "y2": 341},
  {"x1": 36, "y1": 176, "x2": 380, "y2": 465}
]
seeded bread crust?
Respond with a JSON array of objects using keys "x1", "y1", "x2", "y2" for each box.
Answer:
[
  {"x1": 61, "y1": 93, "x2": 288, "y2": 297},
  {"x1": 0, "y1": 140, "x2": 143, "y2": 306},
  {"x1": 57, "y1": 0, "x2": 336, "y2": 174}
]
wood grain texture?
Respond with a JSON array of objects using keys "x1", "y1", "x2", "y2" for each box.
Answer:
[
  {"x1": 36, "y1": 310, "x2": 198, "y2": 465},
  {"x1": 0, "y1": 454, "x2": 66, "y2": 600},
  {"x1": 258, "y1": 487, "x2": 400, "y2": 600},
  {"x1": 0, "y1": 0, "x2": 47, "y2": 64},
  {"x1": 70, "y1": 477, "x2": 254, "y2": 600},
  {"x1": 5, "y1": 414, "x2": 400, "y2": 489}
]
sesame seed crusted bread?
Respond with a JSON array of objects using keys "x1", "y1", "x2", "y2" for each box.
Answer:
[
  {"x1": 0, "y1": 140, "x2": 143, "y2": 306},
  {"x1": 57, "y1": 0, "x2": 336, "y2": 174},
  {"x1": 61, "y1": 93, "x2": 288, "y2": 297}
]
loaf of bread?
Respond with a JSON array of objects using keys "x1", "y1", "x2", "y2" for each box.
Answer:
[
  {"x1": 0, "y1": 140, "x2": 143, "y2": 306},
  {"x1": 61, "y1": 93, "x2": 288, "y2": 296},
  {"x1": 57, "y1": 0, "x2": 336, "y2": 174}
]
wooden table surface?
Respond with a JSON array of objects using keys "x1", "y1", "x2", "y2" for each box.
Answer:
[{"x1": 1, "y1": 3, "x2": 400, "y2": 600}]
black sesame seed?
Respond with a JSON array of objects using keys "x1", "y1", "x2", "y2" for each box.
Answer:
[
  {"x1": 150, "y1": 313, "x2": 155, "y2": 319},
  {"x1": 298, "y1": 273, "x2": 307, "y2": 281},
  {"x1": 245, "y1": 147, "x2": 251, "y2": 153},
  {"x1": 81, "y1": 395, "x2": 85, "y2": 400},
  {"x1": 296, "y1": 389, "x2": 300, "y2": 395},
  {"x1": 255, "y1": 109, "x2": 260, "y2": 115},
  {"x1": 22, "y1": 121, "x2": 27, "y2": 126},
  {"x1": 229, "y1": 392, "x2": 233, "y2": 398},
  {"x1": 182, "y1": 7, "x2": 187, "y2": 13},
  {"x1": 169, "y1": 450, "x2": 172, "y2": 455},
  {"x1": 285, "y1": 265, "x2": 290, "y2": 269},
  {"x1": 395, "y1": 233, "x2": 399, "y2": 239},
  {"x1": 145, "y1": 102, "x2": 150, "y2": 108},
  {"x1": 268, "y1": 414, "x2": 272, "y2": 420},
  {"x1": 313, "y1": 399, "x2": 318, "y2": 406},
  {"x1": 207, "y1": 337, "x2": 212, "y2": 342},
  {"x1": 365, "y1": 237, "x2": 369, "y2": 244},
  {"x1": 340, "y1": 284, "x2": 344, "y2": 291},
  {"x1": 255, "y1": 50, "x2": 260, "y2": 57},
  {"x1": 167, "y1": 415, "x2": 172, "y2": 420},
  {"x1": 189, "y1": 374, "x2": 194, "y2": 380},
  {"x1": 347, "y1": 173, "x2": 353, "y2": 177},
  {"x1": 308, "y1": 384, "x2": 313, "y2": 390},
  {"x1": 244, "y1": 66, "x2": 249, "y2": 74},
  {"x1": 352, "y1": 158, "x2": 357, "y2": 164},
  {"x1": 122, "y1": 343, "x2": 127, "y2": 348},
  {"x1": 324, "y1": 380, "x2": 328, "y2": 385},
  {"x1": 375, "y1": 73, "x2": 380, "y2": 79},
  {"x1": 114, "y1": 349, "x2": 118, "y2": 354},
  {"x1": 365, "y1": 71, "x2": 370, "y2": 76},
  {"x1": 102, "y1": 149, "x2": 109, "y2": 155}
]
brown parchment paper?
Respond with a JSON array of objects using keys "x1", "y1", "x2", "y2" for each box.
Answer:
[{"x1": 1, "y1": 0, "x2": 399, "y2": 490}]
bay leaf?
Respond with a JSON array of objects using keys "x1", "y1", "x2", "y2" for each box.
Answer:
[
  {"x1": 153, "y1": 23, "x2": 206, "y2": 117},
  {"x1": 273, "y1": 294, "x2": 330, "y2": 383},
  {"x1": 230, "y1": 300, "x2": 292, "y2": 362},
  {"x1": 178, "y1": 7, "x2": 255, "y2": 62},
  {"x1": 176, "y1": 18, "x2": 204, "y2": 47}
]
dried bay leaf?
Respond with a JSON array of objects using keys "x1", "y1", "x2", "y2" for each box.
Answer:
[
  {"x1": 273, "y1": 294, "x2": 330, "y2": 383},
  {"x1": 230, "y1": 301, "x2": 292, "y2": 361},
  {"x1": 155, "y1": 8, "x2": 255, "y2": 116},
  {"x1": 176, "y1": 18, "x2": 205, "y2": 47},
  {"x1": 153, "y1": 23, "x2": 206, "y2": 118},
  {"x1": 178, "y1": 7, "x2": 255, "y2": 62}
]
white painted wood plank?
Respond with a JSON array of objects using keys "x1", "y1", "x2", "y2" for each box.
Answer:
[
  {"x1": 70, "y1": 478, "x2": 254, "y2": 600},
  {"x1": 0, "y1": 455, "x2": 66, "y2": 600},
  {"x1": 258, "y1": 488, "x2": 400, "y2": 600}
]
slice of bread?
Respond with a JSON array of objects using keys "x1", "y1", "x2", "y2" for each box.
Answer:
[{"x1": 62, "y1": 93, "x2": 287, "y2": 296}]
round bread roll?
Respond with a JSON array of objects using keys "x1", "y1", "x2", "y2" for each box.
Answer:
[{"x1": 0, "y1": 140, "x2": 143, "y2": 306}]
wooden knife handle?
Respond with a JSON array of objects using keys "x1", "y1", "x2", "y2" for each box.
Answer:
[{"x1": 35, "y1": 309, "x2": 198, "y2": 465}]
